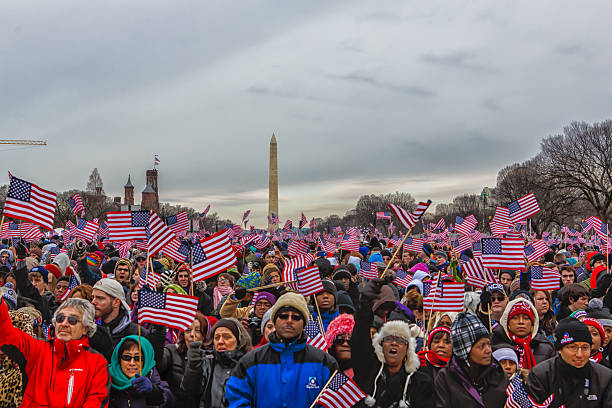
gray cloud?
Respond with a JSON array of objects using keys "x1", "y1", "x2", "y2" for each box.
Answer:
[{"x1": 326, "y1": 73, "x2": 436, "y2": 97}]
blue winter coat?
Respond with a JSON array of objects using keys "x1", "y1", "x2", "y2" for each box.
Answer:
[{"x1": 225, "y1": 332, "x2": 339, "y2": 408}]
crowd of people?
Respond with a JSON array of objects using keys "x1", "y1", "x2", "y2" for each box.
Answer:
[{"x1": 1, "y1": 229, "x2": 612, "y2": 407}]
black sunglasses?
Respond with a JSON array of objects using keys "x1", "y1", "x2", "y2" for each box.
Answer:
[
  {"x1": 120, "y1": 354, "x2": 141, "y2": 362},
  {"x1": 333, "y1": 336, "x2": 351, "y2": 346},
  {"x1": 277, "y1": 313, "x2": 302, "y2": 322},
  {"x1": 56, "y1": 314, "x2": 80, "y2": 325}
]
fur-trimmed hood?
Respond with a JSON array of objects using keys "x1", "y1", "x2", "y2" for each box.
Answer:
[
  {"x1": 372, "y1": 320, "x2": 420, "y2": 373},
  {"x1": 499, "y1": 298, "x2": 539, "y2": 339}
]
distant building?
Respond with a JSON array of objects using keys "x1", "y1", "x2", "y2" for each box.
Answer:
[{"x1": 121, "y1": 169, "x2": 159, "y2": 212}]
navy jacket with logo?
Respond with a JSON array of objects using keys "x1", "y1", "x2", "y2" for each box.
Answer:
[{"x1": 225, "y1": 332, "x2": 338, "y2": 408}]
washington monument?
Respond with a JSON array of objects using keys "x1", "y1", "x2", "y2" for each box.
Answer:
[{"x1": 268, "y1": 133, "x2": 278, "y2": 228}]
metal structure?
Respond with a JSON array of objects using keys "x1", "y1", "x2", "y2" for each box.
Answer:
[{"x1": 0, "y1": 139, "x2": 47, "y2": 146}]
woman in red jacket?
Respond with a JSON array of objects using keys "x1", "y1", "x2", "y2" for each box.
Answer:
[{"x1": 0, "y1": 296, "x2": 110, "y2": 408}]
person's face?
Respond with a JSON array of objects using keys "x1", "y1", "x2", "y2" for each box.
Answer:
[
  {"x1": 604, "y1": 326, "x2": 612, "y2": 347},
  {"x1": 332, "y1": 334, "x2": 351, "y2": 361},
  {"x1": 91, "y1": 289, "x2": 117, "y2": 319},
  {"x1": 54, "y1": 307, "x2": 87, "y2": 341},
  {"x1": 508, "y1": 314, "x2": 533, "y2": 338},
  {"x1": 254, "y1": 299, "x2": 272, "y2": 319},
  {"x1": 263, "y1": 320, "x2": 275, "y2": 341},
  {"x1": 534, "y1": 292, "x2": 549, "y2": 317},
  {"x1": 1, "y1": 254, "x2": 9, "y2": 263},
  {"x1": 570, "y1": 295, "x2": 589, "y2": 311},
  {"x1": 430, "y1": 333, "x2": 452, "y2": 358},
  {"x1": 54, "y1": 280, "x2": 70, "y2": 300},
  {"x1": 29, "y1": 273, "x2": 46, "y2": 293},
  {"x1": 499, "y1": 273, "x2": 512, "y2": 287},
  {"x1": 469, "y1": 337, "x2": 492, "y2": 366},
  {"x1": 115, "y1": 265, "x2": 130, "y2": 282},
  {"x1": 401, "y1": 251, "x2": 412, "y2": 264},
  {"x1": 120, "y1": 344, "x2": 142, "y2": 379},
  {"x1": 438, "y1": 315, "x2": 452, "y2": 328},
  {"x1": 177, "y1": 271, "x2": 190, "y2": 287},
  {"x1": 274, "y1": 311, "x2": 304, "y2": 339},
  {"x1": 490, "y1": 293, "x2": 508, "y2": 315},
  {"x1": 588, "y1": 326, "x2": 602, "y2": 354},
  {"x1": 5, "y1": 275, "x2": 16, "y2": 288},
  {"x1": 337, "y1": 277, "x2": 350, "y2": 291},
  {"x1": 269, "y1": 270, "x2": 281, "y2": 284},
  {"x1": 369, "y1": 327, "x2": 378, "y2": 341},
  {"x1": 184, "y1": 319, "x2": 204, "y2": 348},
  {"x1": 382, "y1": 255, "x2": 392, "y2": 265},
  {"x1": 136, "y1": 258, "x2": 146, "y2": 269},
  {"x1": 264, "y1": 253, "x2": 275, "y2": 264},
  {"x1": 213, "y1": 327, "x2": 238, "y2": 352},
  {"x1": 315, "y1": 291, "x2": 334, "y2": 311},
  {"x1": 499, "y1": 359, "x2": 517, "y2": 377},
  {"x1": 166, "y1": 288, "x2": 176, "y2": 294},
  {"x1": 130, "y1": 289, "x2": 139, "y2": 303},
  {"x1": 217, "y1": 276, "x2": 231, "y2": 287},
  {"x1": 435, "y1": 255, "x2": 446, "y2": 265},
  {"x1": 561, "y1": 270, "x2": 575, "y2": 286},
  {"x1": 382, "y1": 335, "x2": 409, "y2": 368},
  {"x1": 559, "y1": 342, "x2": 591, "y2": 368},
  {"x1": 593, "y1": 260, "x2": 605, "y2": 269}
]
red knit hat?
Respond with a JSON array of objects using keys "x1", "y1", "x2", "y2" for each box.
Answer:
[
  {"x1": 508, "y1": 301, "x2": 534, "y2": 322},
  {"x1": 427, "y1": 326, "x2": 451, "y2": 349},
  {"x1": 583, "y1": 317, "x2": 606, "y2": 344}
]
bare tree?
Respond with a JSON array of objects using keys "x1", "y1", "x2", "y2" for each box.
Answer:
[{"x1": 86, "y1": 168, "x2": 105, "y2": 196}]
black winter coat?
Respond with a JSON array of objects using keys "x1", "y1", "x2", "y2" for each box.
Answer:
[
  {"x1": 157, "y1": 344, "x2": 200, "y2": 408},
  {"x1": 527, "y1": 355, "x2": 612, "y2": 408}
]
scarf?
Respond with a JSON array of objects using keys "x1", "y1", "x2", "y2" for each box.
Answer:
[
  {"x1": 109, "y1": 335, "x2": 156, "y2": 390},
  {"x1": 590, "y1": 349, "x2": 603, "y2": 363},
  {"x1": 509, "y1": 333, "x2": 536, "y2": 369},
  {"x1": 417, "y1": 350, "x2": 449, "y2": 368},
  {"x1": 213, "y1": 285, "x2": 234, "y2": 308}
]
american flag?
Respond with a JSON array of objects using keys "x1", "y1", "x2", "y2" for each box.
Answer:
[
  {"x1": 345, "y1": 226, "x2": 360, "y2": 236},
  {"x1": 254, "y1": 235, "x2": 272, "y2": 249},
  {"x1": 490, "y1": 206, "x2": 513, "y2": 236},
  {"x1": 463, "y1": 257, "x2": 497, "y2": 288},
  {"x1": 191, "y1": 230, "x2": 237, "y2": 282},
  {"x1": 359, "y1": 261, "x2": 379, "y2": 279},
  {"x1": 62, "y1": 232, "x2": 72, "y2": 246},
  {"x1": 98, "y1": 221, "x2": 109, "y2": 238},
  {"x1": 224, "y1": 224, "x2": 243, "y2": 239},
  {"x1": 137, "y1": 267, "x2": 161, "y2": 290},
  {"x1": 0, "y1": 222, "x2": 36, "y2": 238},
  {"x1": 582, "y1": 216, "x2": 600, "y2": 233},
  {"x1": 73, "y1": 217, "x2": 98, "y2": 241},
  {"x1": 295, "y1": 266, "x2": 324, "y2": 296},
  {"x1": 304, "y1": 318, "x2": 326, "y2": 349},
  {"x1": 270, "y1": 212, "x2": 280, "y2": 224},
  {"x1": 454, "y1": 235, "x2": 472, "y2": 253},
  {"x1": 472, "y1": 241, "x2": 482, "y2": 258},
  {"x1": 4, "y1": 172, "x2": 57, "y2": 231},
  {"x1": 423, "y1": 280, "x2": 464, "y2": 312},
  {"x1": 524, "y1": 240, "x2": 550, "y2": 263},
  {"x1": 58, "y1": 274, "x2": 79, "y2": 302},
  {"x1": 117, "y1": 241, "x2": 132, "y2": 258},
  {"x1": 283, "y1": 220, "x2": 293, "y2": 232},
  {"x1": 148, "y1": 212, "x2": 188, "y2": 262},
  {"x1": 318, "y1": 372, "x2": 366, "y2": 408},
  {"x1": 340, "y1": 235, "x2": 359, "y2": 251},
  {"x1": 508, "y1": 193, "x2": 540, "y2": 223},
  {"x1": 388, "y1": 200, "x2": 432, "y2": 230},
  {"x1": 288, "y1": 240, "x2": 310, "y2": 257},
  {"x1": 432, "y1": 218, "x2": 446, "y2": 231},
  {"x1": 68, "y1": 193, "x2": 86, "y2": 217},
  {"x1": 242, "y1": 210, "x2": 251, "y2": 223},
  {"x1": 201, "y1": 204, "x2": 211, "y2": 221},
  {"x1": 506, "y1": 373, "x2": 555, "y2": 408},
  {"x1": 318, "y1": 238, "x2": 336, "y2": 253},
  {"x1": 282, "y1": 253, "x2": 315, "y2": 289},
  {"x1": 23, "y1": 225, "x2": 44, "y2": 242},
  {"x1": 166, "y1": 211, "x2": 189, "y2": 235},
  {"x1": 393, "y1": 269, "x2": 413, "y2": 288},
  {"x1": 481, "y1": 237, "x2": 525, "y2": 269},
  {"x1": 596, "y1": 223, "x2": 608, "y2": 240},
  {"x1": 530, "y1": 266, "x2": 561, "y2": 290},
  {"x1": 376, "y1": 211, "x2": 392, "y2": 220},
  {"x1": 138, "y1": 290, "x2": 199, "y2": 331},
  {"x1": 455, "y1": 215, "x2": 477, "y2": 236},
  {"x1": 299, "y1": 213, "x2": 308, "y2": 229},
  {"x1": 239, "y1": 234, "x2": 258, "y2": 248},
  {"x1": 403, "y1": 236, "x2": 424, "y2": 253},
  {"x1": 107, "y1": 211, "x2": 149, "y2": 241},
  {"x1": 134, "y1": 240, "x2": 148, "y2": 251}
]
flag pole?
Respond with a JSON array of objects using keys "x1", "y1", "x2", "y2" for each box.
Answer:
[
  {"x1": 308, "y1": 370, "x2": 338, "y2": 408},
  {"x1": 0, "y1": 215, "x2": 4, "y2": 236},
  {"x1": 137, "y1": 324, "x2": 143, "y2": 376},
  {"x1": 246, "y1": 280, "x2": 297, "y2": 292},
  {"x1": 424, "y1": 271, "x2": 442, "y2": 340},
  {"x1": 69, "y1": 214, "x2": 78, "y2": 260},
  {"x1": 313, "y1": 298, "x2": 326, "y2": 335},
  {"x1": 190, "y1": 246, "x2": 194, "y2": 297},
  {"x1": 380, "y1": 229, "x2": 412, "y2": 279}
]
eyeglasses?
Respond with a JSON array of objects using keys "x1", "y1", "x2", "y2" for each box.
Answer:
[
  {"x1": 120, "y1": 354, "x2": 142, "y2": 362},
  {"x1": 333, "y1": 336, "x2": 351, "y2": 346},
  {"x1": 277, "y1": 313, "x2": 302, "y2": 321},
  {"x1": 56, "y1": 314, "x2": 81, "y2": 325},
  {"x1": 382, "y1": 335, "x2": 409, "y2": 345},
  {"x1": 564, "y1": 344, "x2": 591, "y2": 354},
  {"x1": 116, "y1": 268, "x2": 129, "y2": 272}
]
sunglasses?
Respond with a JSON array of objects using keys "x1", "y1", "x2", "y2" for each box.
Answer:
[
  {"x1": 277, "y1": 313, "x2": 302, "y2": 322},
  {"x1": 382, "y1": 335, "x2": 409, "y2": 345},
  {"x1": 116, "y1": 268, "x2": 130, "y2": 272},
  {"x1": 56, "y1": 314, "x2": 80, "y2": 325},
  {"x1": 491, "y1": 296, "x2": 506, "y2": 302},
  {"x1": 333, "y1": 336, "x2": 351, "y2": 346},
  {"x1": 120, "y1": 354, "x2": 142, "y2": 362}
]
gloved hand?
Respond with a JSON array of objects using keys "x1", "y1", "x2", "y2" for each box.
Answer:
[
  {"x1": 361, "y1": 278, "x2": 386, "y2": 303},
  {"x1": 234, "y1": 287, "x2": 247, "y2": 301},
  {"x1": 15, "y1": 242, "x2": 28, "y2": 260},
  {"x1": 75, "y1": 239, "x2": 87, "y2": 258},
  {"x1": 186, "y1": 341, "x2": 205, "y2": 366},
  {"x1": 480, "y1": 289, "x2": 492, "y2": 313},
  {"x1": 131, "y1": 374, "x2": 153, "y2": 393}
]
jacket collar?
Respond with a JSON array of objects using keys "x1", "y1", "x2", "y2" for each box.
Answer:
[{"x1": 268, "y1": 332, "x2": 307, "y2": 353}]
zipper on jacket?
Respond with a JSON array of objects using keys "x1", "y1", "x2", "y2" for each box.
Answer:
[{"x1": 67, "y1": 371, "x2": 74, "y2": 405}]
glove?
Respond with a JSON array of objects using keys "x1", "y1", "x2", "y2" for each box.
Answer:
[
  {"x1": 234, "y1": 287, "x2": 247, "y2": 301},
  {"x1": 75, "y1": 239, "x2": 87, "y2": 258},
  {"x1": 131, "y1": 375, "x2": 153, "y2": 393},
  {"x1": 15, "y1": 242, "x2": 28, "y2": 260},
  {"x1": 480, "y1": 289, "x2": 491, "y2": 313},
  {"x1": 186, "y1": 341, "x2": 205, "y2": 365},
  {"x1": 361, "y1": 278, "x2": 386, "y2": 303}
]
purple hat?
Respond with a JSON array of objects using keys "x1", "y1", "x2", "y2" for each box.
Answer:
[{"x1": 255, "y1": 291, "x2": 276, "y2": 306}]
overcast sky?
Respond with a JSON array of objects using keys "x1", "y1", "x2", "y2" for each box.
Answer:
[{"x1": 2, "y1": 1, "x2": 612, "y2": 226}]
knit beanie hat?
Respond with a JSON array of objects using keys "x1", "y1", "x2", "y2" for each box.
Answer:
[
  {"x1": 586, "y1": 298, "x2": 612, "y2": 328},
  {"x1": 254, "y1": 291, "x2": 276, "y2": 306},
  {"x1": 321, "y1": 279, "x2": 338, "y2": 303},
  {"x1": 270, "y1": 292, "x2": 309, "y2": 323},
  {"x1": 508, "y1": 300, "x2": 534, "y2": 322},
  {"x1": 260, "y1": 309, "x2": 273, "y2": 332},
  {"x1": 31, "y1": 265, "x2": 50, "y2": 282},
  {"x1": 450, "y1": 312, "x2": 490, "y2": 361},
  {"x1": 555, "y1": 317, "x2": 592, "y2": 349},
  {"x1": 582, "y1": 317, "x2": 605, "y2": 344},
  {"x1": 492, "y1": 347, "x2": 519, "y2": 365},
  {"x1": 1, "y1": 282, "x2": 17, "y2": 310},
  {"x1": 427, "y1": 326, "x2": 451, "y2": 349},
  {"x1": 212, "y1": 318, "x2": 240, "y2": 342},
  {"x1": 325, "y1": 313, "x2": 355, "y2": 351}
]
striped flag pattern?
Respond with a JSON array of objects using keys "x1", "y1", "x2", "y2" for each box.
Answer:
[
  {"x1": 530, "y1": 266, "x2": 561, "y2": 290},
  {"x1": 59, "y1": 274, "x2": 80, "y2": 302},
  {"x1": 73, "y1": 217, "x2": 98, "y2": 241},
  {"x1": 524, "y1": 240, "x2": 550, "y2": 263},
  {"x1": 393, "y1": 269, "x2": 413, "y2": 289},
  {"x1": 455, "y1": 215, "x2": 477, "y2": 236},
  {"x1": 318, "y1": 372, "x2": 367, "y2": 408},
  {"x1": 423, "y1": 280, "x2": 465, "y2": 312},
  {"x1": 481, "y1": 236, "x2": 525, "y2": 269},
  {"x1": 340, "y1": 235, "x2": 359, "y2": 251},
  {"x1": 463, "y1": 257, "x2": 497, "y2": 288},
  {"x1": 508, "y1": 193, "x2": 540, "y2": 223},
  {"x1": 138, "y1": 290, "x2": 199, "y2": 331},
  {"x1": 506, "y1": 373, "x2": 555, "y2": 408},
  {"x1": 166, "y1": 211, "x2": 189, "y2": 235},
  {"x1": 295, "y1": 266, "x2": 324, "y2": 296},
  {"x1": 4, "y1": 173, "x2": 57, "y2": 231},
  {"x1": 490, "y1": 206, "x2": 513, "y2": 236},
  {"x1": 359, "y1": 261, "x2": 379, "y2": 280},
  {"x1": 68, "y1": 193, "x2": 86, "y2": 217},
  {"x1": 107, "y1": 211, "x2": 149, "y2": 241},
  {"x1": 148, "y1": 212, "x2": 188, "y2": 263},
  {"x1": 288, "y1": 240, "x2": 310, "y2": 257},
  {"x1": 304, "y1": 318, "x2": 326, "y2": 349},
  {"x1": 403, "y1": 236, "x2": 424, "y2": 253},
  {"x1": 191, "y1": 230, "x2": 237, "y2": 282},
  {"x1": 282, "y1": 253, "x2": 315, "y2": 289},
  {"x1": 388, "y1": 200, "x2": 432, "y2": 230}
]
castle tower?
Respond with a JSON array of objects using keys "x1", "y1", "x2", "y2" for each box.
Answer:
[
  {"x1": 268, "y1": 133, "x2": 278, "y2": 228},
  {"x1": 124, "y1": 175, "x2": 134, "y2": 206},
  {"x1": 141, "y1": 183, "x2": 158, "y2": 212},
  {"x1": 145, "y1": 169, "x2": 159, "y2": 211}
]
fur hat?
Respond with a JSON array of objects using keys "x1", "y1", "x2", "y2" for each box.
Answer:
[
  {"x1": 325, "y1": 313, "x2": 354, "y2": 351},
  {"x1": 270, "y1": 292, "x2": 309, "y2": 323}
]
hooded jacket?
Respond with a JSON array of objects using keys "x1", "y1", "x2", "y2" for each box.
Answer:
[
  {"x1": 0, "y1": 298, "x2": 109, "y2": 408},
  {"x1": 491, "y1": 298, "x2": 555, "y2": 366},
  {"x1": 351, "y1": 300, "x2": 433, "y2": 408}
]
